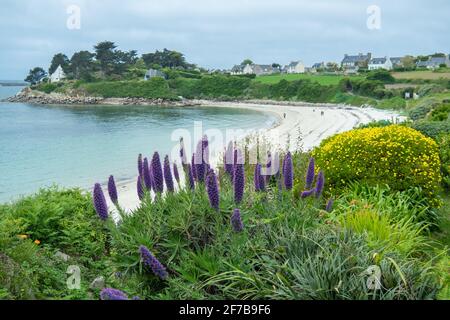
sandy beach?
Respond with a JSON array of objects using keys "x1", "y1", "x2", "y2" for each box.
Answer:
[{"x1": 105, "y1": 101, "x2": 403, "y2": 213}]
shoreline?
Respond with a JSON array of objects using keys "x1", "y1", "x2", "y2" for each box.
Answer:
[
  {"x1": 103, "y1": 100, "x2": 403, "y2": 213},
  {"x1": 4, "y1": 88, "x2": 403, "y2": 212}
]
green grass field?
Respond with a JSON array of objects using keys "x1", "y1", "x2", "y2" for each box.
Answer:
[{"x1": 253, "y1": 73, "x2": 362, "y2": 85}]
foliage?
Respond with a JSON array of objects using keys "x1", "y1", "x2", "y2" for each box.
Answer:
[
  {"x1": 366, "y1": 70, "x2": 395, "y2": 84},
  {"x1": 411, "y1": 120, "x2": 450, "y2": 140},
  {"x1": 80, "y1": 78, "x2": 178, "y2": 100},
  {"x1": 49, "y1": 53, "x2": 70, "y2": 75},
  {"x1": 312, "y1": 125, "x2": 442, "y2": 206},
  {"x1": 24, "y1": 67, "x2": 47, "y2": 85},
  {"x1": 436, "y1": 133, "x2": 450, "y2": 190}
]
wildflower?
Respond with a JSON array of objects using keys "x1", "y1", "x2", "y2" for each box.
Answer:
[
  {"x1": 301, "y1": 189, "x2": 315, "y2": 199},
  {"x1": 206, "y1": 169, "x2": 220, "y2": 210},
  {"x1": 283, "y1": 152, "x2": 293, "y2": 190},
  {"x1": 34, "y1": 240, "x2": 41, "y2": 245},
  {"x1": 100, "y1": 288, "x2": 129, "y2": 300},
  {"x1": 151, "y1": 152, "x2": 164, "y2": 193},
  {"x1": 17, "y1": 234, "x2": 28, "y2": 240},
  {"x1": 234, "y1": 163, "x2": 245, "y2": 203},
  {"x1": 225, "y1": 141, "x2": 234, "y2": 177},
  {"x1": 195, "y1": 140, "x2": 206, "y2": 183},
  {"x1": 173, "y1": 162, "x2": 180, "y2": 185},
  {"x1": 191, "y1": 153, "x2": 197, "y2": 181},
  {"x1": 305, "y1": 157, "x2": 315, "y2": 189},
  {"x1": 139, "y1": 245, "x2": 168, "y2": 280},
  {"x1": 231, "y1": 208, "x2": 244, "y2": 232},
  {"x1": 254, "y1": 163, "x2": 261, "y2": 191},
  {"x1": 137, "y1": 153, "x2": 143, "y2": 177},
  {"x1": 163, "y1": 155, "x2": 174, "y2": 192},
  {"x1": 107, "y1": 175, "x2": 118, "y2": 205},
  {"x1": 137, "y1": 175, "x2": 145, "y2": 200},
  {"x1": 315, "y1": 171, "x2": 325, "y2": 198},
  {"x1": 143, "y1": 158, "x2": 152, "y2": 191},
  {"x1": 326, "y1": 197, "x2": 334, "y2": 212},
  {"x1": 185, "y1": 163, "x2": 195, "y2": 190},
  {"x1": 93, "y1": 183, "x2": 108, "y2": 220}
]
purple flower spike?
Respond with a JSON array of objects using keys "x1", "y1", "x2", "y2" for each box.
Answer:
[
  {"x1": 315, "y1": 171, "x2": 325, "y2": 198},
  {"x1": 138, "y1": 154, "x2": 143, "y2": 177},
  {"x1": 254, "y1": 164, "x2": 261, "y2": 192},
  {"x1": 326, "y1": 197, "x2": 334, "y2": 212},
  {"x1": 108, "y1": 175, "x2": 118, "y2": 205},
  {"x1": 93, "y1": 183, "x2": 108, "y2": 221},
  {"x1": 234, "y1": 163, "x2": 245, "y2": 204},
  {"x1": 283, "y1": 152, "x2": 293, "y2": 190},
  {"x1": 191, "y1": 153, "x2": 197, "y2": 181},
  {"x1": 163, "y1": 155, "x2": 174, "y2": 192},
  {"x1": 143, "y1": 157, "x2": 152, "y2": 191},
  {"x1": 173, "y1": 163, "x2": 180, "y2": 185},
  {"x1": 151, "y1": 152, "x2": 164, "y2": 193},
  {"x1": 139, "y1": 245, "x2": 168, "y2": 280},
  {"x1": 225, "y1": 141, "x2": 234, "y2": 177},
  {"x1": 137, "y1": 175, "x2": 145, "y2": 200},
  {"x1": 306, "y1": 157, "x2": 315, "y2": 189},
  {"x1": 206, "y1": 169, "x2": 220, "y2": 210},
  {"x1": 231, "y1": 208, "x2": 244, "y2": 232},
  {"x1": 187, "y1": 164, "x2": 195, "y2": 190},
  {"x1": 300, "y1": 189, "x2": 315, "y2": 199},
  {"x1": 195, "y1": 140, "x2": 206, "y2": 183},
  {"x1": 100, "y1": 288, "x2": 129, "y2": 300}
]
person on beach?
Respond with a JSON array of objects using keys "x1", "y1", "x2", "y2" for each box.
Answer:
[
  {"x1": 321, "y1": 110, "x2": 324, "y2": 116},
  {"x1": 283, "y1": 112, "x2": 286, "y2": 119}
]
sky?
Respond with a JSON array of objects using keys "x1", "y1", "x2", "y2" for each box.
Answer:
[{"x1": 0, "y1": 0, "x2": 449, "y2": 80}]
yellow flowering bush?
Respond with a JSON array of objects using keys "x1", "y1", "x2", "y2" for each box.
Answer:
[{"x1": 313, "y1": 125, "x2": 442, "y2": 205}]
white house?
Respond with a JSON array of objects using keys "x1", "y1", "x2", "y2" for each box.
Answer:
[
  {"x1": 243, "y1": 64, "x2": 278, "y2": 76},
  {"x1": 368, "y1": 57, "x2": 393, "y2": 70},
  {"x1": 285, "y1": 61, "x2": 305, "y2": 74},
  {"x1": 144, "y1": 69, "x2": 166, "y2": 80},
  {"x1": 49, "y1": 65, "x2": 66, "y2": 83}
]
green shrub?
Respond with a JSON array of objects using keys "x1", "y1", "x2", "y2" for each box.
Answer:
[
  {"x1": 366, "y1": 70, "x2": 396, "y2": 84},
  {"x1": 80, "y1": 78, "x2": 178, "y2": 100},
  {"x1": 436, "y1": 133, "x2": 450, "y2": 190},
  {"x1": 377, "y1": 96, "x2": 406, "y2": 110},
  {"x1": 312, "y1": 125, "x2": 442, "y2": 206},
  {"x1": 35, "y1": 82, "x2": 59, "y2": 94},
  {"x1": 411, "y1": 120, "x2": 450, "y2": 140}
]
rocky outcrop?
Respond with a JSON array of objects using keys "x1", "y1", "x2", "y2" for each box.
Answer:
[{"x1": 5, "y1": 87, "x2": 200, "y2": 107}]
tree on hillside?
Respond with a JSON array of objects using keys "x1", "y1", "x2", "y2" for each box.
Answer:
[
  {"x1": 25, "y1": 67, "x2": 47, "y2": 85},
  {"x1": 272, "y1": 63, "x2": 281, "y2": 69},
  {"x1": 113, "y1": 49, "x2": 138, "y2": 75},
  {"x1": 49, "y1": 53, "x2": 70, "y2": 75},
  {"x1": 401, "y1": 56, "x2": 416, "y2": 70},
  {"x1": 142, "y1": 49, "x2": 189, "y2": 69},
  {"x1": 94, "y1": 41, "x2": 118, "y2": 76},
  {"x1": 241, "y1": 59, "x2": 253, "y2": 66},
  {"x1": 70, "y1": 50, "x2": 95, "y2": 80}
]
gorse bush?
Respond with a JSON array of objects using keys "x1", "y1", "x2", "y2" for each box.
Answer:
[{"x1": 313, "y1": 125, "x2": 442, "y2": 206}]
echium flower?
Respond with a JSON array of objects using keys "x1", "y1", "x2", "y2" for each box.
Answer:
[
  {"x1": 191, "y1": 153, "x2": 197, "y2": 181},
  {"x1": 108, "y1": 175, "x2": 118, "y2": 205},
  {"x1": 143, "y1": 157, "x2": 152, "y2": 191},
  {"x1": 187, "y1": 163, "x2": 195, "y2": 190},
  {"x1": 283, "y1": 152, "x2": 293, "y2": 190},
  {"x1": 326, "y1": 197, "x2": 334, "y2": 212},
  {"x1": 224, "y1": 141, "x2": 234, "y2": 177},
  {"x1": 151, "y1": 152, "x2": 164, "y2": 193},
  {"x1": 231, "y1": 208, "x2": 244, "y2": 232},
  {"x1": 305, "y1": 157, "x2": 315, "y2": 189},
  {"x1": 173, "y1": 162, "x2": 180, "y2": 185},
  {"x1": 300, "y1": 189, "x2": 315, "y2": 199},
  {"x1": 259, "y1": 169, "x2": 266, "y2": 191},
  {"x1": 138, "y1": 153, "x2": 143, "y2": 177},
  {"x1": 315, "y1": 171, "x2": 325, "y2": 198},
  {"x1": 100, "y1": 288, "x2": 129, "y2": 300},
  {"x1": 206, "y1": 169, "x2": 220, "y2": 210},
  {"x1": 163, "y1": 155, "x2": 174, "y2": 192},
  {"x1": 254, "y1": 163, "x2": 261, "y2": 192},
  {"x1": 139, "y1": 245, "x2": 168, "y2": 280},
  {"x1": 234, "y1": 162, "x2": 245, "y2": 204},
  {"x1": 137, "y1": 175, "x2": 145, "y2": 200},
  {"x1": 93, "y1": 183, "x2": 108, "y2": 221},
  {"x1": 194, "y1": 140, "x2": 206, "y2": 183}
]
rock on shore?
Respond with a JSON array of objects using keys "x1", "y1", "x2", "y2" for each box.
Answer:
[{"x1": 5, "y1": 87, "x2": 199, "y2": 107}]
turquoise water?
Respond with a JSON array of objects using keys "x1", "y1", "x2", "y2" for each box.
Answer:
[{"x1": 0, "y1": 86, "x2": 276, "y2": 203}]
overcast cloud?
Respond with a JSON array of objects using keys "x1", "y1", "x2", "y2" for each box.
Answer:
[{"x1": 0, "y1": 0, "x2": 449, "y2": 79}]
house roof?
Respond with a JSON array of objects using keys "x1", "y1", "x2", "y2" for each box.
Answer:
[
  {"x1": 287, "y1": 61, "x2": 303, "y2": 68},
  {"x1": 342, "y1": 53, "x2": 371, "y2": 64},
  {"x1": 312, "y1": 62, "x2": 324, "y2": 69},
  {"x1": 369, "y1": 57, "x2": 388, "y2": 65}
]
